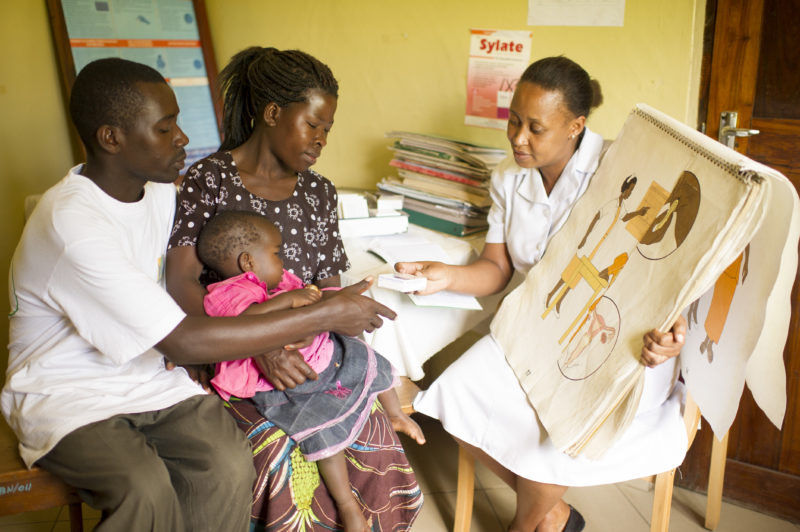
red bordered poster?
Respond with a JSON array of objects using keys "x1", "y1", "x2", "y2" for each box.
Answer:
[{"x1": 465, "y1": 29, "x2": 532, "y2": 130}]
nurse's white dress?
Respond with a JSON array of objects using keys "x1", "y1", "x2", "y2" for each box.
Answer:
[{"x1": 413, "y1": 128, "x2": 688, "y2": 486}]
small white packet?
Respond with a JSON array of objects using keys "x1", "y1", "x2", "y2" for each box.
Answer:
[{"x1": 377, "y1": 272, "x2": 427, "y2": 293}]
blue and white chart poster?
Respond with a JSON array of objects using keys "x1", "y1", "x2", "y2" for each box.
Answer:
[{"x1": 60, "y1": 0, "x2": 220, "y2": 167}]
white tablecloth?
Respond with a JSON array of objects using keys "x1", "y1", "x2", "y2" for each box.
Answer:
[{"x1": 342, "y1": 225, "x2": 509, "y2": 380}]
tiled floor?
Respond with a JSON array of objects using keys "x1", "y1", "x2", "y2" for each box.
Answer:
[
  {"x1": 1, "y1": 415, "x2": 798, "y2": 531},
  {"x1": 401, "y1": 415, "x2": 800, "y2": 532}
]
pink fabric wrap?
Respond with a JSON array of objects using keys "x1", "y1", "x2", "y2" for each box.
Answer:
[{"x1": 204, "y1": 270, "x2": 334, "y2": 399}]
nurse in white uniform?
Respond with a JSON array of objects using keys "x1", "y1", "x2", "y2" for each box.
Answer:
[{"x1": 397, "y1": 57, "x2": 688, "y2": 532}]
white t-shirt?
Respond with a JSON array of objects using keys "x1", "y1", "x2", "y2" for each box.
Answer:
[
  {"x1": 485, "y1": 127, "x2": 605, "y2": 274},
  {"x1": 3, "y1": 165, "x2": 204, "y2": 467}
]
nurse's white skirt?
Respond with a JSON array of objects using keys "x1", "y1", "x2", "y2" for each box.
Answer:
[{"x1": 413, "y1": 334, "x2": 688, "y2": 486}]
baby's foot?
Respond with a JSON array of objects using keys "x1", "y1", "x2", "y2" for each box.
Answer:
[
  {"x1": 389, "y1": 413, "x2": 426, "y2": 445},
  {"x1": 338, "y1": 498, "x2": 368, "y2": 532}
]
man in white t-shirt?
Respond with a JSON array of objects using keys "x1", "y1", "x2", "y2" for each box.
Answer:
[{"x1": 3, "y1": 58, "x2": 395, "y2": 532}]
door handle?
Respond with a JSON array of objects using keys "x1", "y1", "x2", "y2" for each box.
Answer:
[{"x1": 719, "y1": 111, "x2": 760, "y2": 148}]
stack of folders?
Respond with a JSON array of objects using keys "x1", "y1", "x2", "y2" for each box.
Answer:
[{"x1": 377, "y1": 131, "x2": 506, "y2": 236}]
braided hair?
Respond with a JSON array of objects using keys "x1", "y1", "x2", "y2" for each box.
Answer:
[{"x1": 219, "y1": 47, "x2": 339, "y2": 150}]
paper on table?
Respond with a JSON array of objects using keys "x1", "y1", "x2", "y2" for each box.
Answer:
[
  {"x1": 367, "y1": 234, "x2": 483, "y2": 310},
  {"x1": 368, "y1": 234, "x2": 450, "y2": 263},
  {"x1": 409, "y1": 291, "x2": 483, "y2": 310}
]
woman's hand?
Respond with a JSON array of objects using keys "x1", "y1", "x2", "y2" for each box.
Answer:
[
  {"x1": 252, "y1": 348, "x2": 318, "y2": 391},
  {"x1": 394, "y1": 261, "x2": 451, "y2": 295},
  {"x1": 641, "y1": 314, "x2": 687, "y2": 367}
]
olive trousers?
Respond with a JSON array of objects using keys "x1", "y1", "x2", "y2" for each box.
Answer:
[{"x1": 38, "y1": 394, "x2": 255, "y2": 532}]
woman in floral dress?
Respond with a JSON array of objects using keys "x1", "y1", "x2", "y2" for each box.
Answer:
[{"x1": 166, "y1": 47, "x2": 421, "y2": 531}]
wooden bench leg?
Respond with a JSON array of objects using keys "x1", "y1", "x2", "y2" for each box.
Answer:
[
  {"x1": 67, "y1": 502, "x2": 84, "y2": 532},
  {"x1": 453, "y1": 446, "x2": 475, "y2": 532},
  {"x1": 705, "y1": 431, "x2": 728, "y2": 530}
]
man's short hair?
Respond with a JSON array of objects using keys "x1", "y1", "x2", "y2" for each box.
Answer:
[{"x1": 69, "y1": 58, "x2": 167, "y2": 151}]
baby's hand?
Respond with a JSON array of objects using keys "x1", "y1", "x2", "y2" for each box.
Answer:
[
  {"x1": 289, "y1": 285, "x2": 322, "y2": 308},
  {"x1": 270, "y1": 287, "x2": 321, "y2": 309}
]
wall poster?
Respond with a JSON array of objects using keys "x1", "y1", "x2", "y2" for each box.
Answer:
[
  {"x1": 47, "y1": 0, "x2": 221, "y2": 169},
  {"x1": 528, "y1": 0, "x2": 625, "y2": 27},
  {"x1": 465, "y1": 29, "x2": 532, "y2": 130}
]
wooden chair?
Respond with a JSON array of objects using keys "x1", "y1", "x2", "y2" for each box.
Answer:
[
  {"x1": 0, "y1": 416, "x2": 84, "y2": 531},
  {"x1": 396, "y1": 377, "x2": 421, "y2": 415},
  {"x1": 453, "y1": 392, "x2": 709, "y2": 532},
  {"x1": 704, "y1": 433, "x2": 728, "y2": 529}
]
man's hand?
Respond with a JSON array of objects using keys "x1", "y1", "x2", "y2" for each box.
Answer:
[
  {"x1": 321, "y1": 278, "x2": 397, "y2": 336},
  {"x1": 284, "y1": 334, "x2": 316, "y2": 350},
  {"x1": 641, "y1": 314, "x2": 687, "y2": 367},
  {"x1": 253, "y1": 348, "x2": 318, "y2": 391},
  {"x1": 164, "y1": 361, "x2": 213, "y2": 393}
]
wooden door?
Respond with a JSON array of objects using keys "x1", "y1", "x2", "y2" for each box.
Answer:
[{"x1": 677, "y1": 0, "x2": 800, "y2": 523}]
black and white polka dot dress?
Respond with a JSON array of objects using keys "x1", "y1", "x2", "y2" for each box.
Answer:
[{"x1": 169, "y1": 151, "x2": 349, "y2": 285}]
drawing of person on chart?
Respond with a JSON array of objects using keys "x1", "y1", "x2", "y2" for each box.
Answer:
[
  {"x1": 687, "y1": 243, "x2": 750, "y2": 362},
  {"x1": 543, "y1": 175, "x2": 648, "y2": 327}
]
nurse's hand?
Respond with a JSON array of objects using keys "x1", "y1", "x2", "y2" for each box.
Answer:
[
  {"x1": 394, "y1": 261, "x2": 451, "y2": 295},
  {"x1": 641, "y1": 314, "x2": 686, "y2": 368}
]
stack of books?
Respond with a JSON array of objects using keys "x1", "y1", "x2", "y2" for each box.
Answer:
[{"x1": 377, "y1": 131, "x2": 506, "y2": 236}]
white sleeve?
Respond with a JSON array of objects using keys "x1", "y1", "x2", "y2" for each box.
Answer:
[
  {"x1": 48, "y1": 216, "x2": 185, "y2": 365},
  {"x1": 485, "y1": 163, "x2": 510, "y2": 244}
]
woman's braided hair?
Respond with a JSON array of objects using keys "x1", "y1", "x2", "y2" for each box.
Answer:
[{"x1": 219, "y1": 47, "x2": 339, "y2": 150}]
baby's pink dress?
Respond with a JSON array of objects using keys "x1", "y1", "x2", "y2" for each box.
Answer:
[{"x1": 204, "y1": 270, "x2": 333, "y2": 400}]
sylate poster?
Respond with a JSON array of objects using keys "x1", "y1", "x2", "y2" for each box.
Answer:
[{"x1": 465, "y1": 29, "x2": 532, "y2": 130}]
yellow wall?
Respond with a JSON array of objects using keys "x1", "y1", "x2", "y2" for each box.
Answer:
[
  {"x1": 1, "y1": 1, "x2": 76, "y2": 374},
  {"x1": 205, "y1": 0, "x2": 706, "y2": 187},
  {"x1": 0, "y1": 0, "x2": 705, "y2": 370}
]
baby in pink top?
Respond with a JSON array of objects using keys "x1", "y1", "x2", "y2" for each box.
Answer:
[
  {"x1": 205, "y1": 269, "x2": 333, "y2": 399},
  {"x1": 197, "y1": 210, "x2": 424, "y2": 532}
]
